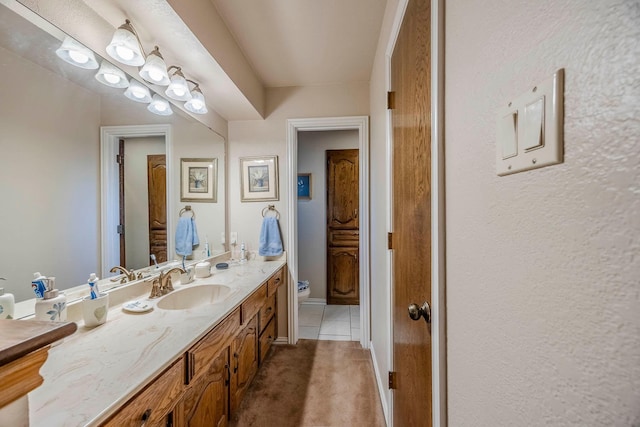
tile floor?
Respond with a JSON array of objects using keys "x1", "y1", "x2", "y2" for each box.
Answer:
[{"x1": 298, "y1": 304, "x2": 360, "y2": 341}]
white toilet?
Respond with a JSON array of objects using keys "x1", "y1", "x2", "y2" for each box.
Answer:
[{"x1": 297, "y1": 280, "x2": 311, "y2": 305}]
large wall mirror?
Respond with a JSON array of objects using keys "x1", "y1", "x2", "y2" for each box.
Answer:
[{"x1": 0, "y1": 2, "x2": 227, "y2": 304}]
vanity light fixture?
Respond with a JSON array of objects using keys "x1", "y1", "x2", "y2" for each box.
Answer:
[
  {"x1": 95, "y1": 61, "x2": 129, "y2": 88},
  {"x1": 106, "y1": 20, "x2": 145, "y2": 66},
  {"x1": 147, "y1": 94, "x2": 173, "y2": 115},
  {"x1": 55, "y1": 36, "x2": 99, "y2": 69},
  {"x1": 184, "y1": 81, "x2": 208, "y2": 114},
  {"x1": 164, "y1": 67, "x2": 192, "y2": 101},
  {"x1": 139, "y1": 46, "x2": 170, "y2": 86},
  {"x1": 124, "y1": 79, "x2": 152, "y2": 103}
]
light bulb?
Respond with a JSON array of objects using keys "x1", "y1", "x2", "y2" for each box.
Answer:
[
  {"x1": 115, "y1": 46, "x2": 134, "y2": 61},
  {"x1": 173, "y1": 87, "x2": 186, "y2": 97},
  {"x1": 132, "y1": 88, "x2": 146, "y2": 99},
  {"x1": 148, "y1": 69, "x2": 164, "y2": 82},
  {"x1": 104, "y1": 73, "x2": 121, "y2": 84},
  {"x1": 191, "y1": 99, "x2": 204, "y2": 109},
  {"x1": 68, "y1": 50, "x2": 89, "y2": 64},
  {"x1": 155, "y1": 102, "x2": 167, "y2": 112}
]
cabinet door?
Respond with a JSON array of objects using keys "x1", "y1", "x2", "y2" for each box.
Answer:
[
  {"x1": 182, "y1": 347, "x2": 230, "y2": 427},
  {"x1": 230, "y1": 316, "x2": 258, "y2": 414},
  {"x1": 327, "y1": 246, "x2": 359, "y2": 305},
  {"x1": 102, "y1": 359, "x2": 183, "y2": 427}
]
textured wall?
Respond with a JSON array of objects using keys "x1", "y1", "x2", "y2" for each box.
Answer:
[{"x1": 445, "y1": 0, "x2": 640, "y2": 425}]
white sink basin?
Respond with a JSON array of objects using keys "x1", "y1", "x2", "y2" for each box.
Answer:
[{"x1": 157, "y1": 284, "x2": 232, "y2": 310}]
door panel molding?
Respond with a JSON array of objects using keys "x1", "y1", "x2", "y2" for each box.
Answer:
[
  {"x1": 286, "y1": 116, "x2": 370, "y2": 348},
  {"x1": 384, "y1": 0, "x2": 446, "y2": 426}
]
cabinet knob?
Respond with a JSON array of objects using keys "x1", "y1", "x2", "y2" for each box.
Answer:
[{"x1": 140, "y1": 409, "x2": 152, "y2": 426}]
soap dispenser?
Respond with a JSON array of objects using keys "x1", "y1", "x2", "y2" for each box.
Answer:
[
  {"x1": 0, "y1": 278, "x2": 15, "y2": 319},
  {"x1": 35, "y1": 277, "x2": 67, "y2": 322}
]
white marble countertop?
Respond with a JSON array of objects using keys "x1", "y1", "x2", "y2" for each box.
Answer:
[{"x1": 29, "y1": 257, "x2": 286, "y2": 427}]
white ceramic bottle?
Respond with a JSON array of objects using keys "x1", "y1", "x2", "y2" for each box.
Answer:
[
  {"x1": 35, "y1": 277, "x2": 67, "y2": 322},
  {"x1": 0, "y1": 286, "x2": 15, "y2": 320}
]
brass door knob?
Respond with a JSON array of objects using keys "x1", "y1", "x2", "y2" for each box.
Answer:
[{"x1": 408, "y1": 301, "x2": 431, "y2": 324}]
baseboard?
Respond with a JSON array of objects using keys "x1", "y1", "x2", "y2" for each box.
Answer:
[
  {"x1": 302, "y1": 298, "x2": 326, "y2": 305},
  {"x1": 273, "y1": 337, "x2": 288, "y2": 344},
  {"x1": 370, "y1": 342, "x2": 390, "y2": 425}
]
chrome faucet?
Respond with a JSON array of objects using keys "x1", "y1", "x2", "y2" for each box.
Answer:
[
  {"x1": 109, "y1": 266, "x2": 141, "y2": 283},
  {"x1": 149, "y1": 267, "x2": 185, "y2": 298}
]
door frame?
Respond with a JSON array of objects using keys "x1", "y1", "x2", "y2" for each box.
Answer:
[
  {"x1": 286, "y1": 116, "x2": 370, "y2": 348},
  {"x1": 100, "y1": 124, "x2": 174, "y2": 278},
  {"x1": 385, "y1": 0, "x2": 446, "y2": 425}
]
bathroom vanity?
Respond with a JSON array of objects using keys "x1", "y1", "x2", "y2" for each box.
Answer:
[{"x1": 28, "y1": 259, "x2": 287, "y2": 426}]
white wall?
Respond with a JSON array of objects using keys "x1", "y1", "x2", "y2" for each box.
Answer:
[
  {"x1": 124, "y1": 136, "x2": 165, "y2": 270},
  {"x1": 445, "y1": 1, "x2": 640, "y2": 425},
  {"x1": 0, "y1": 45, "x2": 101, "y2": 302},
  {"x1": 297, "y1": 130, "x2": 359, "y2": 300}
]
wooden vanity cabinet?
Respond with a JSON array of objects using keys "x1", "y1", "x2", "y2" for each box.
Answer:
[
  {"x1": 181, "y1": 308, "x2": 240, "y2": 427},
  {"x1": 230, "y1": 315, "x2": 259, "y2": 414},
  {"x1": 103, "y1": 266, "x2": 287, "y2": 426},
  {"x1": 102, "y1": 358, "x2": 184, "y2": 427}
]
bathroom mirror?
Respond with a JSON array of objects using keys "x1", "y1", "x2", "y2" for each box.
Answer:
[{"x1": 0, "y1": 2, "x2": 227, "y2": 304}]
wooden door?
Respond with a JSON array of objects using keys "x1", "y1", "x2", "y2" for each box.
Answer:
[
  {"x1": 391, "y1": 0, "x2": 433, "y2": 425},
  {"x1": 182, "y1": 347, "x2": 230, "y2": 427},
  {"x1": 147, "y1": 154, "x2": 167, "y2": 264},
  {"x1": 230, "y1": 316, "x2": 258, "y2": 414},
  {"x1": 326, "y1": 149, "x2": 359, "y2": 305}
]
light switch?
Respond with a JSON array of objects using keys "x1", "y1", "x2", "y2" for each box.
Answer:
[
  {"x1": 523, "y1": 96, "x2": 544, "y2": 151},
  {"x1": 499, "y1": 112, "x2": 518, "y2": 159},
  {"x1": 495, "y1": 69, "x2": 564, "y2": 176}
]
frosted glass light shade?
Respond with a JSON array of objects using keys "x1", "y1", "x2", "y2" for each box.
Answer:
[
  {"x1": 147, "y1": 94, "x2": 173, "y2": 116},
  {"x1": 106, "y1": 21, "x2": 145, "y2": 66},
  {"x1": 165, "y1": 70, "x2": 192, "y2": 101},
  {"x1": 55, "y1": 36, "x2": 98, "y2": 69},
  {"x1": 95, "y1": 61, "x2": 129, "y2": 88},
  {"x1": 184, "y1": 88, "x2": 208, "y2": 114},
  {"x1": 139, "y1": 47, "x2": 170, "y2": 86},
  {"x1": 124, "y1": 79, "x2": 152, "y2": 103}
]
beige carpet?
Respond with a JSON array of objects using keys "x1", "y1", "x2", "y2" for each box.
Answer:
[{"x1": 230, "y1": 339, "x2": 386, "y2": 427}]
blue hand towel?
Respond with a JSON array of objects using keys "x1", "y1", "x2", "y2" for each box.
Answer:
[
  {"x1": 175, "y1": 217, "x2": 200, "y2": 256},
  {"x1": 259, "y1": 216, "x2": 283, "y2": 257}
]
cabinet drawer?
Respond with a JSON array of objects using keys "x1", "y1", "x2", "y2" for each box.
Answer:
[
  {"x1": 259, "y1": 318, "x2": 276, "y2": 365},
  {"x1": 103, "y1": 359, "x2": 184, "y2": 427},
  {"x1": 328, "y1": 229, "x2": 359, "y2": 247},
  {"x1": 258, "y1": 293, "x2": 276, "y2": 334},
  {"x1": 241, "y1": 283, "x2": 267, "y2": 325},
  {"x1": 267, "y1": 268, "x2": 284, "y2": 297},
  {"x1": 187, "y1": 307, "x2": 240, "y2": 384}
]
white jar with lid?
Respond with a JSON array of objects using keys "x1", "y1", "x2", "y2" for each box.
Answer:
[{"x1": 195, "y1": 261, "x2": 211, "y2": 279}]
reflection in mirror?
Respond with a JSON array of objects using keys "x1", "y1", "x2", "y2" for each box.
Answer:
[{"x1": 0, "y1": 2, "x2": 226, "y2": 304}]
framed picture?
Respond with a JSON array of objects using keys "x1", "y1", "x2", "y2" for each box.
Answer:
[
  {"x1": 240, "y1": 156, "x2": 279, "y2": 202},
  {"x1": 297, "y1": 173, "x2": 312, "y2": 200},
  {"x1": 180, "y1": 158, "x2": 217, "y2": 202}
]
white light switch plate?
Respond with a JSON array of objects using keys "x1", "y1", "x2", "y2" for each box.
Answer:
[{"x1": 496, "y1": 69, "x2": 564, "y2": 176}]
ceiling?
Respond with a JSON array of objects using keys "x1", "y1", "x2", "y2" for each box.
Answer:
[
  {"x1": 21, "y1": 0, "x2": 387, "y2": 122},
  {"x1": 211, "y1": 0, "x2": 387, "y2": 88}
]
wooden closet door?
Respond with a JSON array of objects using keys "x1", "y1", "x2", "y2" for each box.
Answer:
[
  {"x1": 326, "y1": 149, "x2": 359, "y2": 305},
  {"x1": 147, "y1": 154, "x2": 167, "y2": 264}
]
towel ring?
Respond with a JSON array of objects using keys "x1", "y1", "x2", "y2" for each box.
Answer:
[
  {"x1": 179, "y1": 205, "x2": 195, "y2": 219},
  {"x1": 262, "y1": 204, "x2": 280, "y2": 220}
]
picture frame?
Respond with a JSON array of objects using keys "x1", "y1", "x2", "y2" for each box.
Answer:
[
  {"x1": 180, "y1": 158, "x2": 217, "y2": 202},
  {"x1": 240, "y1": 156, "x2": 279, "y2": 202},
  {"x1": 297, "y1": 173, "x2": 312, "y2": 200}
]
